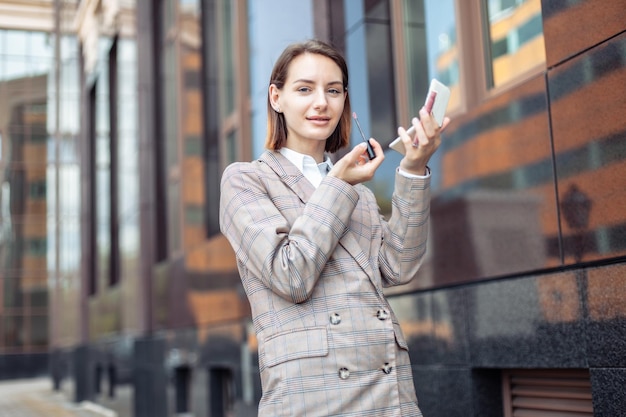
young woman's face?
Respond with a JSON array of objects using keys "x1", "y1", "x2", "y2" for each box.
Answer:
[{"x1": 270, "y1": 53, "x2": 346, "y2": 152}]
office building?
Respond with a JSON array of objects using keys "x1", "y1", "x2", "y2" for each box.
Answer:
[{"x1": 1, "y1": 1, "x2": 624, "y2": 416}]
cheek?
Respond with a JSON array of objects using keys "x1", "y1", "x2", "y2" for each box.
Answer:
[
  {"x1": 333, "y1": 98, "x2": 346, "y2": 113},
  {"x1": 283, "y1": 96, "x2": 308, "y2": 111}
]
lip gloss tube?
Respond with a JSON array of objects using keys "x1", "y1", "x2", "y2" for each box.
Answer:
[{"x1": 352, "y1": 112, "x2": 376, "y2": 160}]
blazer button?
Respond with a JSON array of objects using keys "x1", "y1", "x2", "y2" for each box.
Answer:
[
  {"x1": 338, "y1": 367, "x2": 350, "y2": 380},
  {"x1": 382, "y1": 363, "x2": 393, "y2": 374},
  {"x1": 376, "y1": 309, "x2": 390, "y2": 320},
  {"x1": 329, "y1": 313, "x2": 341, "y2": 325}
]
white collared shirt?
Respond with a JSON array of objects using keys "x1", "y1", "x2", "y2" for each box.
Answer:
[
  {"x1": 279, "y1": 147, "x2": 429, "y2": 188},
  {"x1": 280, "y1": 147, "x2": 333, "y2": 188}
]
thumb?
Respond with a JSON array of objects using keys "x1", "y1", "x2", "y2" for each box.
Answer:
[{"x1": 350, "y1": 142, "x2": 368, "y2": 158}]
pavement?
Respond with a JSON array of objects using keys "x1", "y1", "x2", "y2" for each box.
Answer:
[{"x1": 0, "y1": 378, "x2": 116, "y2": 417}]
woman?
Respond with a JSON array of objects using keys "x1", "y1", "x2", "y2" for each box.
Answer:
[{"x1": 219, "y1": 39, "x2": 449, "y2": 416}]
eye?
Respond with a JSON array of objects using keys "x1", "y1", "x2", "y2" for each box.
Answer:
[
  {"x1": 328, "y1": 88, "x2": 342, "y2": 95},
  {"x1": 297, "y1": 86, "x2": 312, "y2": 93}
]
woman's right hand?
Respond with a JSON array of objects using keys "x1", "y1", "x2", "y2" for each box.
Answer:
[
  {"x1": 328, "y1": 139, "x2": 385, "y2": 185},
  {"x1": 398, "y1": 107, "x2": 450, "y2": 176}
]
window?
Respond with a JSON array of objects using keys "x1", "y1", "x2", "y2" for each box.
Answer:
[
  {"x1": 108, "y1": 37, "x2": 120, "y2": 286},
  {"x1": 88, "y1": 83, "x2": 97, "y2": 296},
  {"x1": 27, "y1": 238, "x2": 47, "y2": 257},
  {"x1": 402, "y1": 0, "x2": 461, "y2": 116},
  {"x1": 364, "y1": 0, "x2": 461, "y2": 209},
  {"x1": 219, "y1": 0, "x2": 235, "y2": 116},
  {"x1": 2, "y1": 315, "x2": 23, "y2": 348},
  {"x1": 159, "y1": 0, "x2": 181, "y2": 256},
  {"x1": 209, "y1": 367, "x2": 234, "y2": 416},
  {"x1": 225, "y1": 130, "x2": 236, "y2": 166},
  {"x1": 202, "y1": 0, "x2": 250, "y2": 237},
  {"x1": 174, "y1": 366, "x2": 192, "y2": 414},
  {"x1": 29, "y1": 314, "x2": 48, "y2": 346},
  {"x1": 201, "y1": 0, "x2": 221, "y2": 237},
  {"x1": 29, "y1": 180, "x2": 47, "y2": 199},
  {"x1": 488, "y1": 0, "x2": 521, "y2": 16},
  {"x1": 158, "y1": 0, "x2": 222, "y2": 249},
  {"x1": 363, "y1": 0, "x2": 396, "y2": 145},
  {"x1": 93, "y1": 37, "x2": 115, "y2": 291},
  {"x1": 484, "y1": 0, "x2": 546, "y2": 88},
  {"x1": 0, "y1": 27, "x2": 78, "y2": 354}
]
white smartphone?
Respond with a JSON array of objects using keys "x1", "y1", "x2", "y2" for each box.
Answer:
[{"x1": 389, "y1": 79, "x2": 450, "y2": 155}]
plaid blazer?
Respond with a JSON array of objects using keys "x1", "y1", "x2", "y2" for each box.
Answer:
[{"x1": 219, "y1": 150, "x2": 429, "y2": 416}]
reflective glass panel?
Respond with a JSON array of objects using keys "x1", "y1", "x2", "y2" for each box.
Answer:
[
  {"x1": 30, "y1": 314, "x2": 48, "y2": 346},
  {"x1": 1, "y1": 28, "x2": 79, "y2": 351},
  {"x1": 220, "y1": 0, "x2": 235, "y2": 114},
  {"x1": 404, "y1": 0, "x2": 460, "y2": 115},
  {"x1": 485, "y1": 0, "x2": 546, "y2": 87},
  {"x1": 2, "y1": 315, "x2": 23, "y2": 348}
]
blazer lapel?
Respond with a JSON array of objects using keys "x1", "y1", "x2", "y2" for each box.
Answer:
[
  {"x1": 258, "y1": 150, "x2": 315, "y2": 203},
  {"x1": 257, "y1": 151, "x2": 379, "y2": 289}
]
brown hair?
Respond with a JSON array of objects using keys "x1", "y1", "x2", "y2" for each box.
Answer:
[{"x1": 265, "y1": 39, "x2": 351, "y2": 153}]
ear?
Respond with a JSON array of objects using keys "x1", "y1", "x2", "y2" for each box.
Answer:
[{"x1": 269, "y1": 84, "x2": 281, "y2": 111}]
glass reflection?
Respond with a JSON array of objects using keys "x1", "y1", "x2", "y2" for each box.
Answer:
[
  {"x1": 0, "y1": 29, "x2": 80, "y2": 352},
  {"x1": 403, "y1": 0, "x2": 460, "y2": 114},
  {"x1": 550, "y1": 35, "x2": 626, "y2": 264},
  {"x1": 116, "y1": 37, "x2": 139, "y2": 270},
  {"x1": 0, "y1": 29, "x2": 51, "y2": 350},
  {"x1": 2, "y1": 315, "x2": 24, "y2": 348},
  {"x1": 429, "y1": 76, "x2": 554, "y2": 287},
  {"x1": 485, "y1": 0, "x2": 546, "y2": 88}
]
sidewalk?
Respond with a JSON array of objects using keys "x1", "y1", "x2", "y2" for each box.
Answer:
[{"x1": 0, "y1": 378, "x2": 116, "y2": 417}]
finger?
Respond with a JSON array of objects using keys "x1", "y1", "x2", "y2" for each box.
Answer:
[
  {"x1": 440, "y1": 116, "x2": 451, "y2": 132},
  {"x1": 413, "y1": 127, "x2": 431, "y2": 149},
  {"x1": 342, "y1": 143, "x2": 368, "y2": 166},
  {"x1": 414, "y1": 119, "x2": 442, "y2": 152},
  {"x1": 351, "y1": 142, "x2": 369, "y2": 160},
  {"x1": 418, "y1": 107, "x2": 438, "y2": 137},
  {"x1": 410, "y1": 117, "x2": 428, "y2": 147},
  {"x1": 357, "y1": 153, "x2": 369, "y2": 165},
  {"x1": 351, "y1": 140, "x2": 382, "y2": 163},
  {"x1": 397, "y1": 125, "x2": 409, "y2": 139},
  {"x1": 397, "y1": 127, "x2": 410, "y2": 151},
  {"x1": 397, "y1": 121, "x2": 419, "y2": 152}
]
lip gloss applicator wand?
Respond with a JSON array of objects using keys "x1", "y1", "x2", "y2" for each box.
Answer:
[{"x1": 352, "y1": 112, "x2": 376, "y2": 160}]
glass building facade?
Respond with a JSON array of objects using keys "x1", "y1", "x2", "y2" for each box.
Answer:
[
  {"x1": 0, "y1": 2, "x2": 81, "y2": 375},
  {"x1": 1, "y1": 0, "x2": 625, "y2": 416}
]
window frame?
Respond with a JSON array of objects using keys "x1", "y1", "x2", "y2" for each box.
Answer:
[
  {"x1": 391, "y1": 0, "x2": 548, "y2": 122},
  {"x1": 478, "y1": 0, "x2": 547, "y2": 95}
]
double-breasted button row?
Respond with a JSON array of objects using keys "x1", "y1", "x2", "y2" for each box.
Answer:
[
  {"x1": 376, "y1": 309, "x2": 390, "y2": 320},
  {"x1": 332, "y1": 310, "x2": 392, "y2": 380},
  {"x1": 337, "y1": 364, "x2": 393, "y2": 380},
  {"x1": 382, "y1": 363, "x2": 393, "y2": 374},
  {"x1": 330, "y1": 310, "x2": 388, "y2": 325},
  {"x1": 330, "y1": 313, "x2": 341, "y2": 325}
]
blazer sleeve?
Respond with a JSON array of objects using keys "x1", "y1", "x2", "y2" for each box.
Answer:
[
  {"x1": 378, "y1": 170, "x2": 431, "y2": 287},
  {"x1": 219, "y1": 161, "x2": 360, "y2": 303}
]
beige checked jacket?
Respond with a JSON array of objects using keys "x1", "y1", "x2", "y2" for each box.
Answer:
[{"x1": 219, "y1": 150, "x2": 429, "y2": 417}]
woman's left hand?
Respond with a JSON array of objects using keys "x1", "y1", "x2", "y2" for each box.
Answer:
[
  {"x1": 328, "y1": 138, "x2": 385, "y2": 185},
  {"x1": 397, "y1": 107, "x2": 450, "y2": 176}
]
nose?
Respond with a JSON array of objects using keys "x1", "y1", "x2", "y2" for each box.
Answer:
[{"x1": 313, "y1": 88, "x2": 328, "y2": 109}]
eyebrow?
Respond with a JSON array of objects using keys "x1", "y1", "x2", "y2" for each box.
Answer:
[{"x1": 292, "y1": 79, "x2": 344, "y2": 87}]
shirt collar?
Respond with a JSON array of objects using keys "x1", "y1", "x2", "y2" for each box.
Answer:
[{"x1": 279, "y1": 147, "x2": 333, "y2": 173}]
